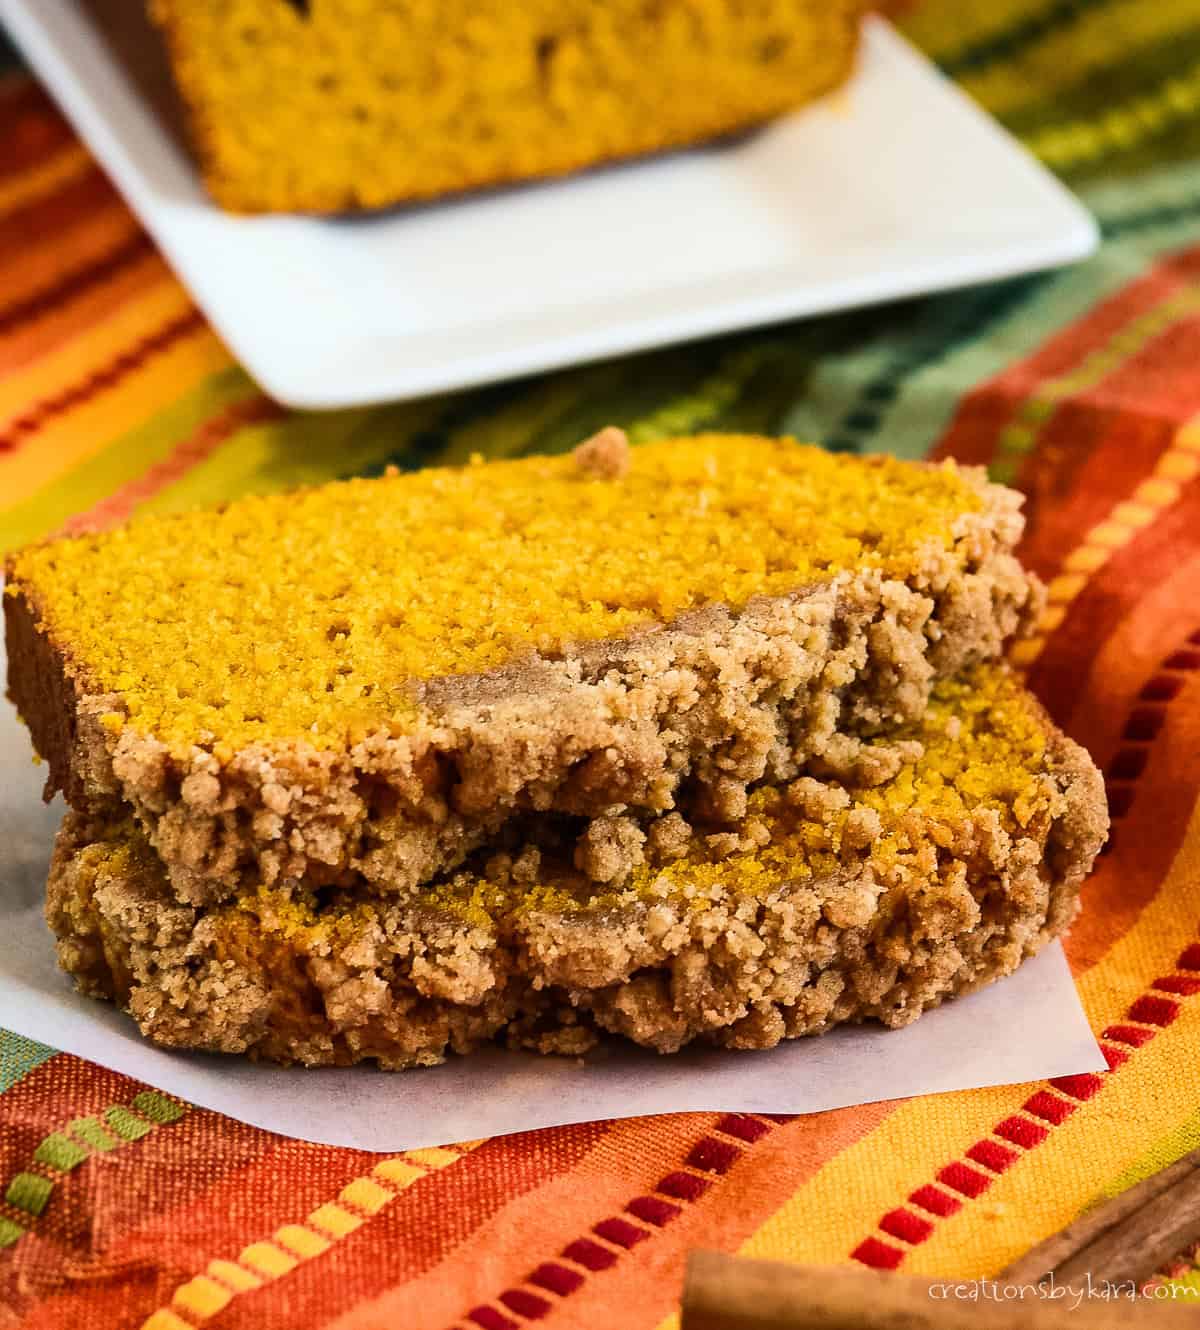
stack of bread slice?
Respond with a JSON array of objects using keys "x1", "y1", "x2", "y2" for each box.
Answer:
[{"x1": 4, "y1": 431, "x2": 1107, "y2": 1068}]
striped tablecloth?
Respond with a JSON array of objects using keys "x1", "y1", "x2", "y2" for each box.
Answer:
[{"x1": 4, "y1": 2, "x2": 1200, "y2": 1325}]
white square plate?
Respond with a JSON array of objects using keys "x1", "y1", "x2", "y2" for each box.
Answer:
[{"x1": 1, "y1": 6, "x2": 1098, "y2": 409}]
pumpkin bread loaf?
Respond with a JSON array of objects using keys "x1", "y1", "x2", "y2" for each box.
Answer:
[{"x1": 146, "y1": 0, "x2": 866, "y2": 213}]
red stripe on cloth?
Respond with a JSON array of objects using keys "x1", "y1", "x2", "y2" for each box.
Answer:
[
  {"x1": 0, "y1": 232, "x2": 154, "y2": 340},
  {"x1": 592, "y1": 1217, "x2": 650, "y2": 1250},
  {"x1": 626, "y1": 1194, "x2": 682, "y2": 1226},
  {"x1": 528, "y1": 1262, "x2": 585, "y2": 1296},
  {"x1": 992, "y1": 1117, "x2": 1049, "y2": 1149},
  {"x1": 1022, "y1": 1091, "x2": 1077, "y2": 1125},
  {"x1": 1152, "y1": 975, "x2": 1200, "y2": 996},
  {"x1": 1127, "y1": 994, "x2": 1180, "y2": 1026},
  {"x1": 1100, "y1": 1044, "x2": 1130, "y2": 1071},
  {"x1": 1048, "y1": 1074, "x2": 1106, "y2": 1102},
  {"x1": 936, "y1": 1162, "x2": 993, "y2": 1199},
  {"x1": 0, "y1": 82, "x2": 76, "y2": 180},
  {"x1": 498, "y1": 1288, "x2": 551, "y2": 1319},
  {"x1": 560, "y1": 1239, "x2": 618, "y2": 1272},
  {"x1": 965, "y1": 1140, "x2": 1020, "y2": 1173},
  {"x1": 851, "y1": 1237, "x2": 906, "y2": 1270},
  {"x1": 466, "y1": 1306, "x2": 516, "y2": 1330},
  {"x1": 879, "y1": 1208, "x2": 934, "y2": 1244},
  {"x1": 656, "y1": 1171, "x2": 712, "y2": 1202},
  {"x1": 1102, "y1": 1023, "x2": 1159, "y2": 1048},
  {"x1": 714, "y1": 1114, "x2": 770, "y2": 1143},
  {"x1": 908, "y1": 1184, "x2": 962, "y2": 1218},
  {"x1": 685, "y1": 1137, "x2": 741, "y2": 1174}
]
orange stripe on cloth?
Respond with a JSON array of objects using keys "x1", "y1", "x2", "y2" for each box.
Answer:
[
  {"x1": 1012, "y1": 414, "x2": 1200, "y2": 668},
  {"x1": 857, "y1": 950, "x2": 1200, "y2": 1277},
  {"x1": 440, "y1": 1107, "x2": 899, "y2": 1330},
  {"x1": 0, "y1": 263, "x2": 197, "y2": 424},
  {"x1": 16, "y1": 1121, "x2": 613, "y2": 1329},
  {"x1": 932, "y1": 243, "x2": 1200, "y2": 473},
  {"x1": 0, "y1": 143, "x2": 91, "y2": 223},
  {"x1": 990, "y1": 281, "x2": 1200, "y2": 488},
  {"x1": 849, "y1": 660, "x2": 1200, "y2": 1273},
  {"x1": 141, "y1": 1143, "x2": 486, "y2": 1330},
  {"x1": 0, "y1": 232, "x2": 155, "y2": 344},
  {"x1": 1010, "y1": 324, "x2": 1200, "y2": 582},
  {"x1": 0, "y1": 246, "x2": 171, "y2": 379},
  {"x1": 866, "y1": 816, "x2": 1200, "y2": 1279},
  {"x1": 1027, "y1": 473, "x2": 1200, "y2": 725},
  {"x1": 186, "y1": 1118, "x2": 691, "y2": 1330},
  {"x1": 1062, "y1": 580, "x2": 1200, "y2": 972},
  {"x1": 0, "y1": 306, "x2": 205, "y2": 456},
  {"x1": 0, "y1": 292, "x2": 229, "y2": 509},
  {"x1": 0, "y1": 172, "x2": 136, "y2": 327}
]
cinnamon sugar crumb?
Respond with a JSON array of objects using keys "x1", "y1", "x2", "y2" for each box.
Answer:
[{"x1": 573, "y1": 426, "x2": 630, "y2": 480}]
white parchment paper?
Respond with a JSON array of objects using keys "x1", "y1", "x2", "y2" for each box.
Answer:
[{"x1": 0, "y1": 643, "x2": 1104, "y2": 1150}]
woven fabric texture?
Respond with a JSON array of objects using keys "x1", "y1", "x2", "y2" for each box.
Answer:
[{"x1": 3, "y1": 1, "x2": 1200, "y2": 1324}]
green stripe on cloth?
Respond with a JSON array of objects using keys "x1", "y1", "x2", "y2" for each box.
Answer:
[
  {"x1": 1000, "y1": 26, "x2": 1200, "y2": 182},
  {"x1": 779, "y1": 155, "x2": 1200, "y2": 460},
  {"x1": 0, "y1": 1033, "x2": 54, "y2": 1094},
  {"x1": 938, "y1": 0, "x2": 1116, "y2": 79}
]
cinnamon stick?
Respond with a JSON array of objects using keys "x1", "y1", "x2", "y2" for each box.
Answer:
[
  {"x1": 1003, "y1": 1144, "x2": 1200, "y2": 1288},
  {"x1": 680, "y1": 1252, "x2": 1200, "y2": 1330}
]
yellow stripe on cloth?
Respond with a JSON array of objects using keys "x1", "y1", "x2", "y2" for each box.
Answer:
[
  {"x1": 145, "y1": 1138, "x2": 486, "y2": 1330},
  {"x1": 1030, "y1": 56, "x2": 1200, "y2": 174},
  {"x1": 0, "y1": 369, "x2": 255, "y2": 554},
  {"x1": 0, "y1": 278, "x2": 193, "y2": 422},
  {"x1": 903, "y1": 796, "x2": 1200, "y2": 1276},
  {"x1": 957, "y1": 0, "x2": 1187, "y2": 118}
]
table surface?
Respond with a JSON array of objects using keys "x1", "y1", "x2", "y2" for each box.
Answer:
[{"x1": 2, "y1": 2, "x2": 1200, "y2": 1327}]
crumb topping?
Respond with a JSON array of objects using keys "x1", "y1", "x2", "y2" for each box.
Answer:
[
  {"x1": 416, "y1": 663, "x2": 1051, "y2": 925},
  {"x1": 8, "y1": 436, "x2": 985, "y2": 754},
  {"x1": 79, "y1": 665, "x2": 1052, "y2": 946}
]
